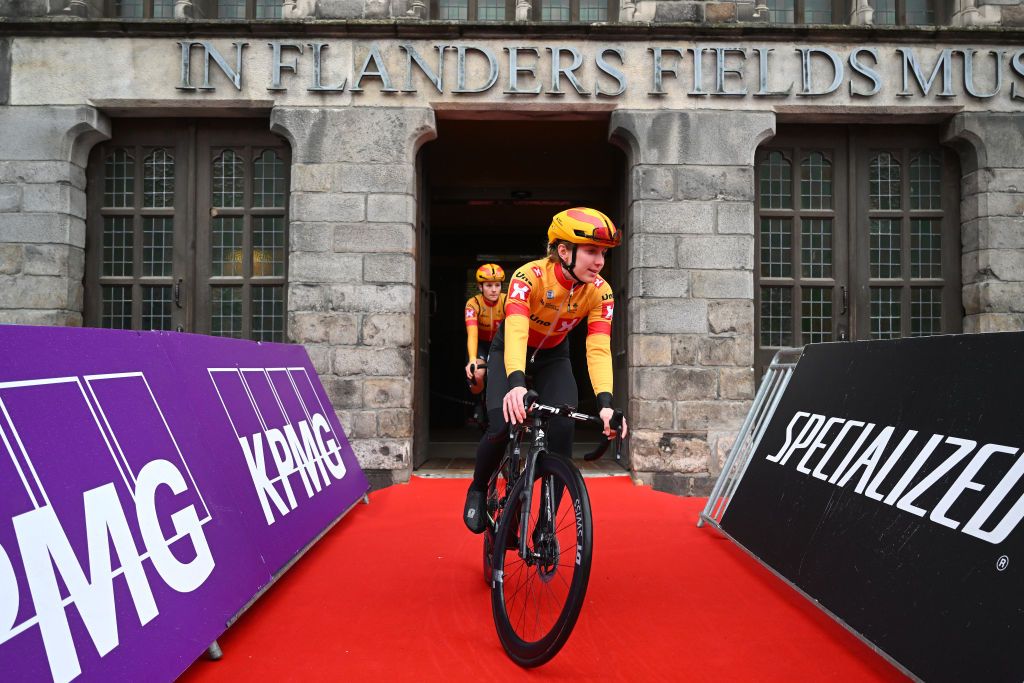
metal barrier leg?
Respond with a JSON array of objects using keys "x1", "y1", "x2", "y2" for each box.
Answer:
[
  {"x1": 716, "y1": 365, "x2": 797, "y2": 522},
  {"x1": 697, "y1": 366, "x2": 776, "y2": 527},
  {"x1": 699, "y1": 347, "x2": 804, "y2": 528},
  {"x1": 707, "y1": 368, "x2": 781, "y2": 523},
  {"x1": 206, "y1": 640, "x2": 223, "y2": 661}
]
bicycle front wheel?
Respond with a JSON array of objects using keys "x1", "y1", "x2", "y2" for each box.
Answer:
[{"x1": 490, "y1": 453, "x2": 593, "y2": 667}]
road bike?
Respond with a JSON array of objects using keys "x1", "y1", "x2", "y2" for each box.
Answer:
[{"x1": 482, "y1": 390, "x2": 623, "y2": 667}]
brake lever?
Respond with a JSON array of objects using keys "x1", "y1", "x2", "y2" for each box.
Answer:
[
  {"x1": 612, "y1": 410, "x2": 625, "y2": 461},
  {"x1": 523, "y1": 389, "x2": 539, "y2": 410},
  {"x1": 583, "y1": 410, "x2": 624, "y2": 462}
]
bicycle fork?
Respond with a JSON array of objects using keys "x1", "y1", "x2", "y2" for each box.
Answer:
[{"x1": 517, "y1": 416, "x2": 556, "y2": 561}]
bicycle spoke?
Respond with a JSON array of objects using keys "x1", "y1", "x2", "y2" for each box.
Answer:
[
  {"x1": 553, "y1": 503, "x2": 572, "y2": 531},
  {"x1": 503, "y1": 567, "x2": 531, "y2": 604},
  {"x1": 503, "y1": 552, "x2": 529, "y2": 587},
  {"x1": 517, "y1": 573, "x2": 532, "y2": 636},
  {"x1": 503, "y1": 551, "x2": 527, "y2": 569},
  {"x1": 512, "y1": 572, "x2": 527, "y2": 626},
  {"x1": 543, "y1": 580, "x2": 564, "y2": 624},
  {"x1": 508, "y1": 567, "x2": 525, "y2": 626},
  {"x1": 533, "y1": 575, "x2": 544, "y2": 641},
  {"x1": 554, "y1": 518, "x2": 575, "y2": 535},
  {"x1": 503, "y1": 562, "x2": 528, "y2": 587}
]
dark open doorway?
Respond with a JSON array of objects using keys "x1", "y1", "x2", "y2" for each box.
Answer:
[{"x1": 414, "y1": 115, "x2": 628, "y2": 469}]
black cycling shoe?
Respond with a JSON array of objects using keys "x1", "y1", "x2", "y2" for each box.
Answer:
[{"x1": 463, "y1": 488, "x2": 487, "y2": 534}]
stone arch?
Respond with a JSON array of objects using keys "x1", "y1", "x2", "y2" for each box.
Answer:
[
  {"x1": 942, "y1": 112, "x2": 986, "y2": 176},
  {"x1": 607, "y1": 112, "x2": 642, "y2": 169},
  {"x1": 65, "y1": 107, "x2": 112, "y2": 168}
]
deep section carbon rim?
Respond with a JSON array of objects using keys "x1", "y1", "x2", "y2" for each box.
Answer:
[{"x1": 490, "y1": 454, "x2": 592, "y2": 667}]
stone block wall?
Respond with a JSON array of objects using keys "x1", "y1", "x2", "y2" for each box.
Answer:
[
  {"x1": 611, "y1": 109, "x2": 773, "y2": 496},
  {"x1": 946, "y1": 113, "x2": 1024, "y2": 333},
  {"x1": 271, "y1": 106, "x2": 435, "y2": 487},
  {"x1": 0, "y1": 106, "x2": 108, "y2": 327}
]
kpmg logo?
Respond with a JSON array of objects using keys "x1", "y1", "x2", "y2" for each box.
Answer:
[
  {"x1": 766, "y1": 411, "x2": 1024, "y2": 545},
  {"x1": 0, "y1": 373, "x2": 215, "y2": 683},
  {"x1": 208, "y1": 367, "x2": 347, "y2": 526}
]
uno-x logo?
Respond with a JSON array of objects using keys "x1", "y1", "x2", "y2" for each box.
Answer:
[
  {"x1": 509, "y1": 281, "x2": 530, "y2": 302},
  {"x1": 209, "y1": 367, "x2": 347, "y2": 527},
  {"x1": 594, "y1": 277, "x2": 605, "y2": 289},
  {"x1": 556, "y1": 319, "x2": 581, "y2": 333},
  {"x1": 465, "y1": 308, "x2": 476, "y2": 320},
  {"x1": 0, "y1": 373, "x2": 215, "y2": 683},
  {"x1": 531, "y1": 266, "x2": 543, "y2": 279}
]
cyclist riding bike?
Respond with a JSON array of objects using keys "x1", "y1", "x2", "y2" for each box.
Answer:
[
  {"x1": 463, "y1": 207, "x2": 629, "y2": 533},
  {"x1": 464, "y1": 263, "x2": 507, "y2": 395}
]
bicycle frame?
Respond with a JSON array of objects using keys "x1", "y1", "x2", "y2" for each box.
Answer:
[
  {"x1": 516, "y1": 412, "x2": 549, "y2": 560},
  {"x1": 488, "y1": 399, "x2": 619, "y2": 564}
]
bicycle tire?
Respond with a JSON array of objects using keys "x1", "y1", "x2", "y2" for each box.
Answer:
[
  {"x1": 484, "y1": 457, "x2": 514, "y2": 586},
  {"x1": 490, "y1": 453, "x2": 593, "y2": 667}
]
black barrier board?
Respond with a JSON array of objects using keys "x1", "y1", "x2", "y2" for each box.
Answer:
[{"x1": 720, "y1": 333, "x2": 1024, "y2": 682}]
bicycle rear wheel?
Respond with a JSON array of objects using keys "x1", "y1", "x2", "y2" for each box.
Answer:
[
  {"x1": 484, "y1": 457, "x2": 514, "y2": 585},
  {"x1": 490, "y1": 453, "x2": 593, "y2": 667}
]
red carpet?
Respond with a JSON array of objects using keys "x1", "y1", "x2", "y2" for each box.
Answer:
[{"x1": 180, "y1": 476, "x2": 907, "y2": 682}]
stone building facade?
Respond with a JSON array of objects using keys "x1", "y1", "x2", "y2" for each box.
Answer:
[{"x1": 2, "y1": 1, "x2": 1023, "y2": 492}]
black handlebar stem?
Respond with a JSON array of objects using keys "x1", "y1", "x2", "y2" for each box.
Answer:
[{"x1": 521, "y1": 396, "x2": 624, "y2": 462}]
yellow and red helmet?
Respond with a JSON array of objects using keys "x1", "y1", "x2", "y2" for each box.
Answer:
[
  {"x1": 547, "y1": 207, "x2": 621, "y2": 248},
  {"x1": 475, "y1": 263, "x2": 505, "y2": 283}
]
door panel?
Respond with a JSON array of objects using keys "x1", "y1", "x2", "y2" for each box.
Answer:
[
  {"x1": 755, "y1": 125, "x2": 961, "y2": 378},
  {"x1": 194, "y1": 123, "x2": 290, "y2": 341},
  {"x1": 414, "y1": 152, "x2": 432, "y2": 469},
  {"x1": 755, "y1": 128, "x2": 850, "y2": 375},
  {"x1": 86, "y1": 123, "x2": 191, "y2": 332},
  {"x1": 850, "y1": 129, "x2": 962, "y2": 342}
]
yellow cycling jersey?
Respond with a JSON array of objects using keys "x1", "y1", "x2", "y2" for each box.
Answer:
[
  {"x1": 504, "y1": 258, "x2": 615, "y2": 398},
  {"x1": 465, "y1": 292, "x2": 507, "y2": 361}
]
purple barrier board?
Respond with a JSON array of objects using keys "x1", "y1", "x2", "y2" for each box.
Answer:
[{"x1": 0, "y1": 326, "x2": 368, "y2": 683}]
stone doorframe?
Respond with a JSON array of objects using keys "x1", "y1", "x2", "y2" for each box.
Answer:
[
  {"x1": 0, "y1": 105, "x2": 110, "y2": 327},
  {"x1": 271, "y1": 106, "x2": 437, "y2": 490}
]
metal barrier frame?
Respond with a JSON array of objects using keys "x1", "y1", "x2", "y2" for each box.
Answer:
[{"x1": 698, "y1": 347, "x2": 804, "y2": 529}]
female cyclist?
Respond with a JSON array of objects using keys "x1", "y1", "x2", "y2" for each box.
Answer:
[
  {"x1": 464, "y1": 263, "x2": 507, "y2": 391},
  {"x1": 463, "y1": 207, "x2": 628, "y2": 533}
]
